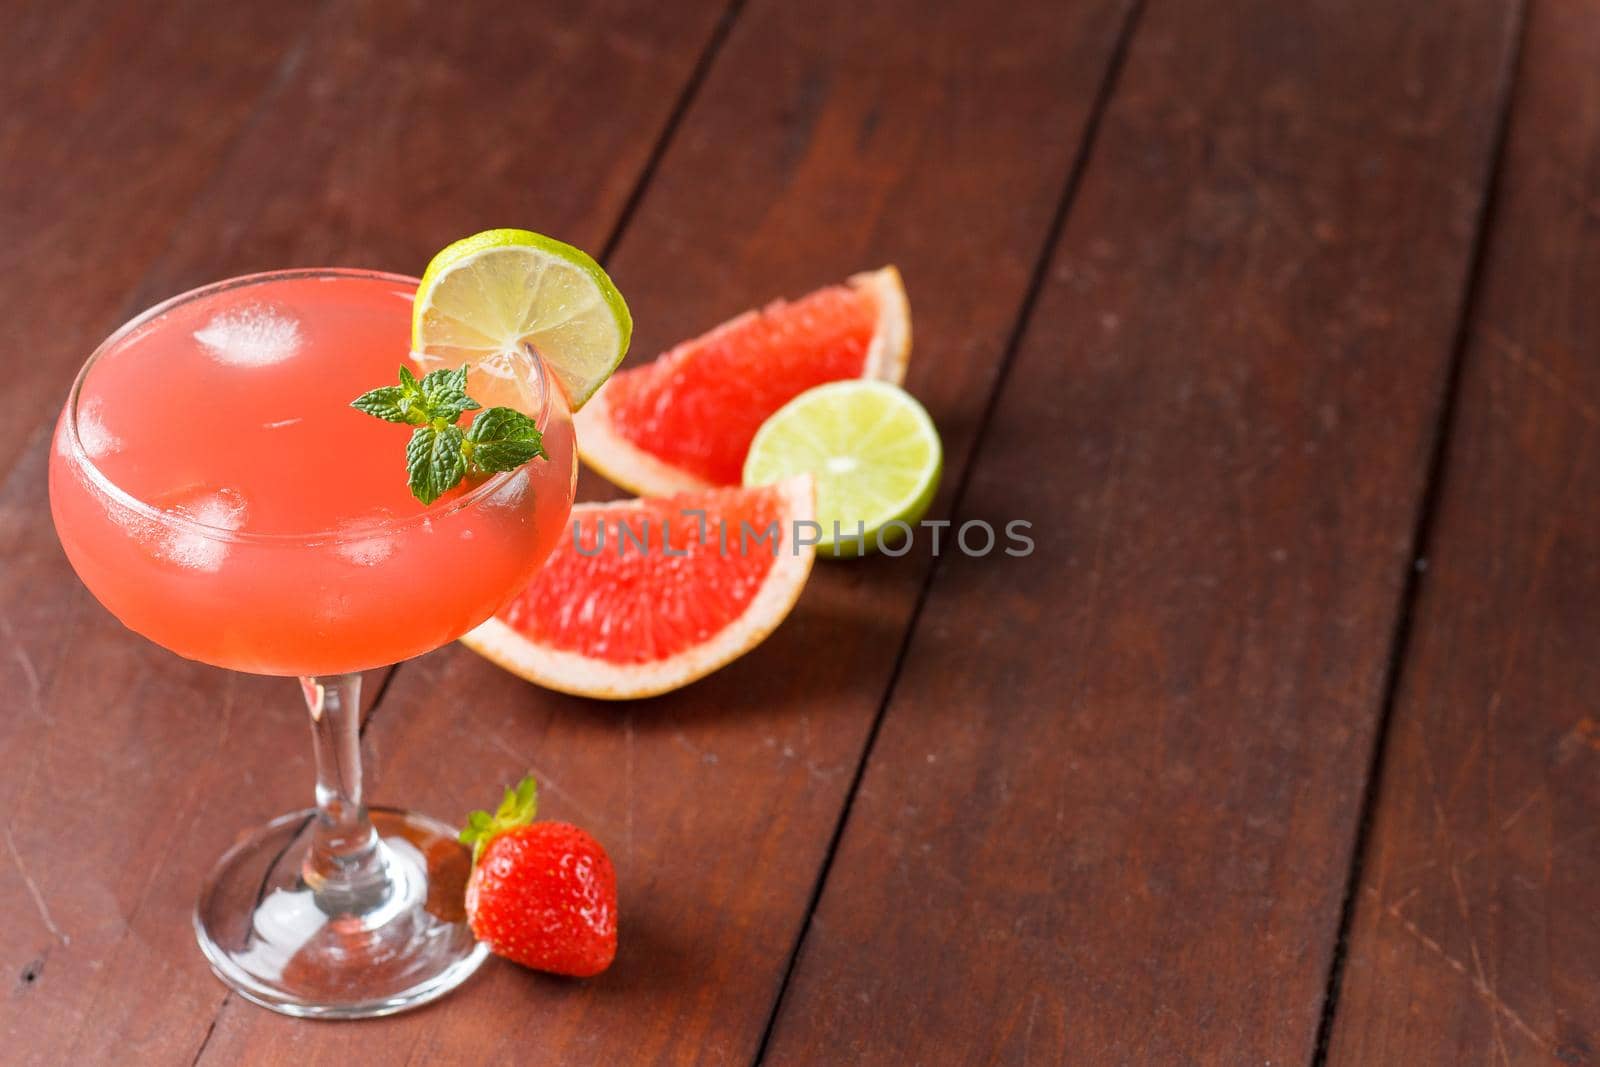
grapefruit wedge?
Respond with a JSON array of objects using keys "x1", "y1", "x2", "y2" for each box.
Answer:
[
  {"x1": 575, "y1": 267, "x2": 909, "y2": 496},
  {"x1": 461, "y1": 477, "x2": 816, "y2": 699}
]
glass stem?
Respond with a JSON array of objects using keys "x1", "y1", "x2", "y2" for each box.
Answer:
[{"x1": 300, "y1": 674, "x2": 391, "y2": 915}]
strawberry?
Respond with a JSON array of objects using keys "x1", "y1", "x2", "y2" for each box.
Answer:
[{"x1": 459, "y1": 776, "x2": 618, "y2": 977}]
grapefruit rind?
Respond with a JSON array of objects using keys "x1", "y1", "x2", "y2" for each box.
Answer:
[
  {"x1": 459, "y1": 476, "x2": 816, "y2": 700},
  {"x1": 574, "y1": 267, "x2": 910, "y2": 497},
  {"x1": 573, "y1": 384, "x2": 712, "y2": 497},
  {"x1": 855, "y1": 265, "x2": 912, "y2": 383}
]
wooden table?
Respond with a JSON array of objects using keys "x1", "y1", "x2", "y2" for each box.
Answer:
[{"x1": 3, "y1": 0, "x2": 1595, "y2": 1062}]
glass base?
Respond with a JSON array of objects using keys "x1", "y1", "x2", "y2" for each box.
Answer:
[{"x1": 195, "y1": 806, "x2": 488, "y2": 1018}]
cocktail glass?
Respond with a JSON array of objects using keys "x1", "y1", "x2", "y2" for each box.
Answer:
[{"x1": 47, "y1": 269, "x2": 576, "y2": 1017}]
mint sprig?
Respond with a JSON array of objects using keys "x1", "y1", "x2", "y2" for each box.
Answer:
[{"x1": 352, "y1": 364, "x2": 546, "y2": 504}]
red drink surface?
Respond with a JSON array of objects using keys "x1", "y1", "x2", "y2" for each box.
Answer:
[{"x1": 49, "y1": 271, "x2": 576, "y2": 675}]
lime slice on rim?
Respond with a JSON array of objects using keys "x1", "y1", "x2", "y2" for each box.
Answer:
[
  {"x1": 743, "y1": 380, "x2": 942, "y2": 558},
  {"x1": 412, "y1": 228, "x2": 631, "y2": 410}
]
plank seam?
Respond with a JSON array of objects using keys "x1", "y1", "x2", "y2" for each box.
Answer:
[
  {"x1": 101, "y1": 5, "x2": 333, "y2": 1060},
  {"x1": 1307, "y1": 3, "x2": 1532, "y2": 1062},
  {"x1": 598, "y1": 0, "x2": 750, "y2": 263},
  {"x1": 188, "y1": 1000, "x2": 226, "y2": 1067},
  {"x1": 355, "y1": 0, "x2": 751, "y2": 745},
  {"x1": 746, "y1": 2, "x2": 1150, "y2": 1062},
  {"x1": 361, "y1": 666, "x2": 402, "y2": 731}
]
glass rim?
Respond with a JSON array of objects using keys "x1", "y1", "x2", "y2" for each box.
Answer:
[{"x1": 63, "y1": 266, "x2": 553, "y2": 546}]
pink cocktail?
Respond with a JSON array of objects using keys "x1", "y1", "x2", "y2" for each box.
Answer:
[{"x1": 49, "y1": 269, "x2": 576, "y2": 1016}]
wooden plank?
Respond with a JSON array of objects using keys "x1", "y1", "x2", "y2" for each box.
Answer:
[
  {"x1": 758, "y1": 0, "x2": 1524, "y2": 1062},
  {"x1": 0, "y1": 437, "x2": 391, "y2": 1062},
  {"x1": 116, "y1": 0, "x2": 731, "y2": 306},
  {"x1": 0, "y1": 4, "x2": 321, "y2": 1059},
  {"x1": 0, "y1": 0, "x2": 323, "y2": 479},
  {"x1": 0, "y1": 3, "x2": 729, "y2": 1063},
  {"x1": 1326, "y1": 2, "x2": 1600, "y2": 1062},
  {"x1": 192, "y1": 0, "x2": 1139, "y2": 1062}
]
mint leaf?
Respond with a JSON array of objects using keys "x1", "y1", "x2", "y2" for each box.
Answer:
[
  {"x1": 464, "y1": 406, "x2": 545, "y2": 472},
  {"x1": 406, "y1": 424, "x2": 466, "y2": 505},
  {"x1": 354, "y1": 365, "x2": 431, "y2": 424},
  {"x1": 350, "y1": 385, "x2": 412, "y2": 423},
  {"x1": 420, "y1": 365, "x2": 468, "y2": 397},
  {"x1": 354, "y1": 362, "x2": 546, "y2": 504},
  {"x1": 419, "y1": 365, "x2": 480, "y2": 423}
]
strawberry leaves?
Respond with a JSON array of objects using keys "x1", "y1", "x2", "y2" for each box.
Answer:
[{"x1": 459, "y1": 775, "x2": 538, "y2": 866}]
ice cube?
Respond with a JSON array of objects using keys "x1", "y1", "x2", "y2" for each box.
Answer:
[
  {"x1": 194, "y1": 304, "x2": 301, "y2": 367},
  {"x1": 332, "y1": 525, "x2": 397, "y2": 566},
  {"x1": 76, "y1": 395, "x2": 122, "y2": 459},
  {"x1": 158, "y1": 488, "x2": 248, "y2": 571}
]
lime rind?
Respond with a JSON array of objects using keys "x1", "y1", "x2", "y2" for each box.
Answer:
[
  {"x1": 743, "y1": 379, "x2": 942, "y2": 558},
  {"x1": 412, "y1": 229, "x2": 631, "y2": 410}
]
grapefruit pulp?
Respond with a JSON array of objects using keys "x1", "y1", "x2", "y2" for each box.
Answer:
[
  {"x1": 461, "y1": 477, "x2": 816, "y2": 699},
  {"x1": 575, "y1": 267, "x2": 909, "y2": 496}
]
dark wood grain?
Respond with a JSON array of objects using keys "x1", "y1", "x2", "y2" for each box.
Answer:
[
  {"x1": 191, "y1": 0, "x2": 1138, "y2": 1062},
  {"x1": 0, "y1": 437, "x2": 391, "y2": 1062},
  {"x1": 8, "y1": 0, "x2": 1577, "y2": 1062},
  {"x1": 1327, "y1": 2, "x2": 1600, "y2": 1062},
  {"x1": 0, "y1": 0, "x2": 324, "y2": 479},
  {"x1": 0, "y1": 3, "x2": 322, "y2": 1059},
  {"x1": 758, "y1": 0, "x2": 1524, "y2": 1062},
  {"x1": 0, "y1": 3, "x2": 730, "y2": 1063},
  {"x1": 122, "y1": 0, "x2": 733, "y2": 304}
]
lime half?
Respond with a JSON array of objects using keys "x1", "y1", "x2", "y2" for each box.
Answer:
[
  {"x1": 743, "y1": 380, "x2": 941, "y2": 558},
  {"x1": 412, "y1": 229, "x2": 631, "y2": 410}
]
